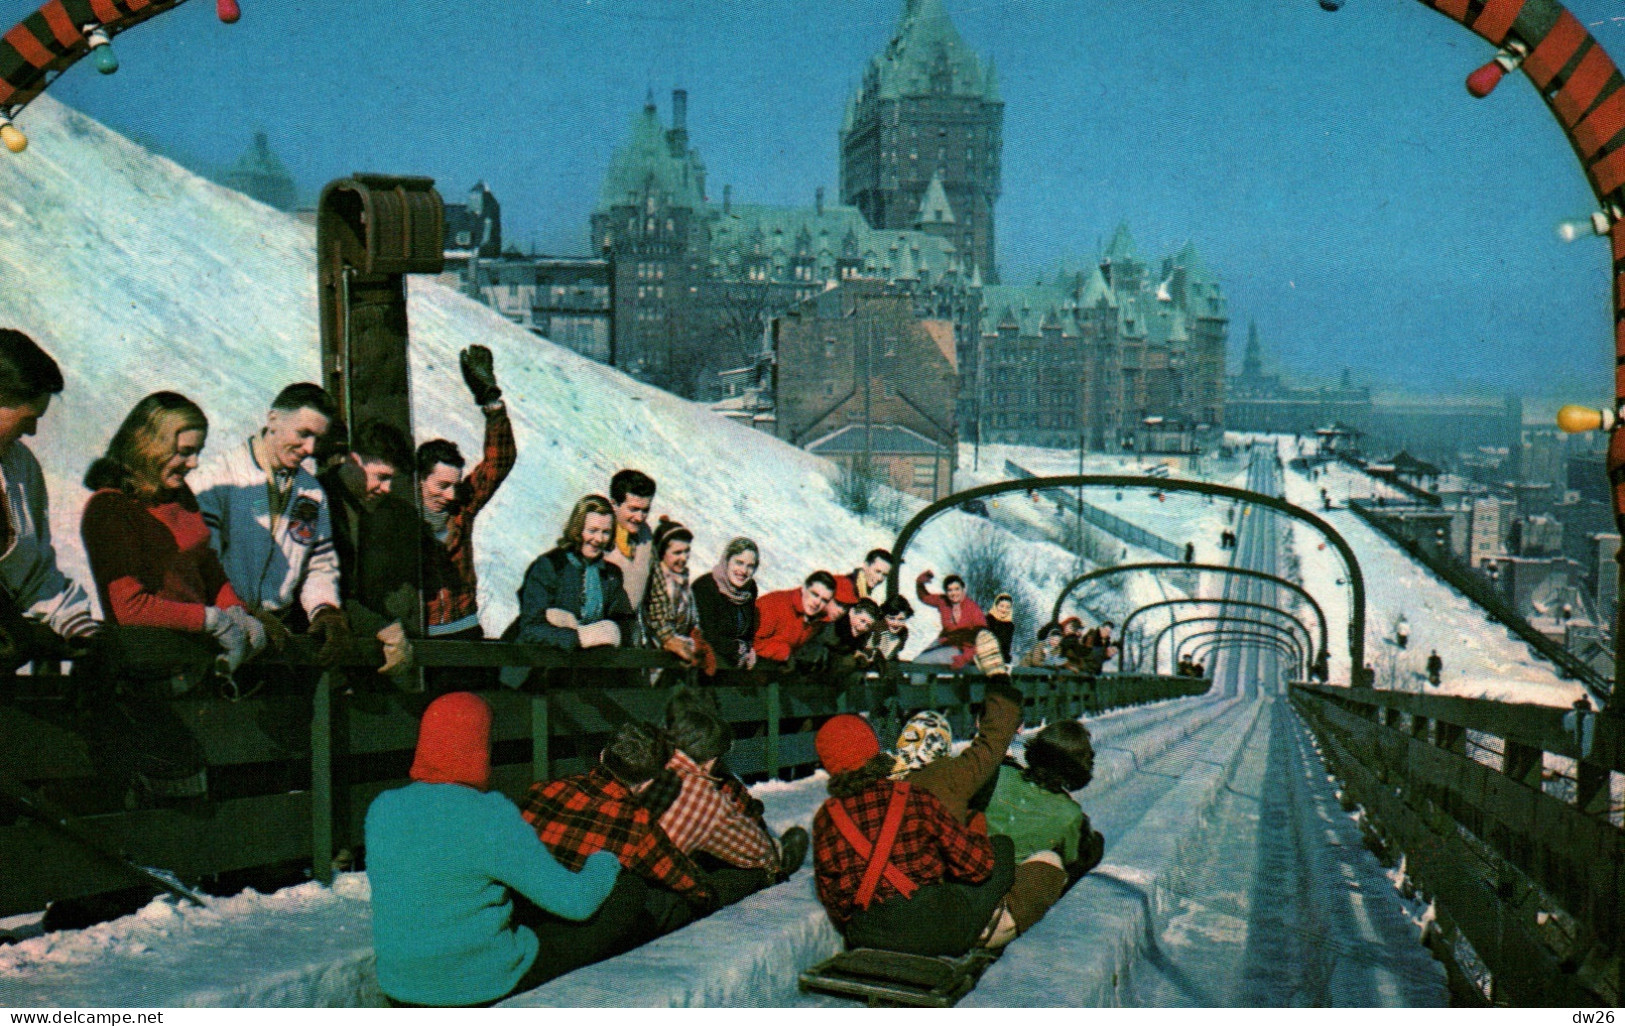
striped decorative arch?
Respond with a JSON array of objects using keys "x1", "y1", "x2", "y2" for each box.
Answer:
[
  {"x1": 0, "y1": 0, "x2": 237, "y2": 149},
  {"x1": 1418, "y1": 1, "x2": 1625, "y2": 528}
]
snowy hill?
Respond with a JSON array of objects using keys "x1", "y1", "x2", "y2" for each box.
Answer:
[{"x1": 0, "y1": 96, "x2": 1068, "y2": 637}]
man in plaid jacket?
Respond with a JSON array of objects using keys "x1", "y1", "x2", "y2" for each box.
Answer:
[
  {"x1": 417, "y1": 346, "x2": 517, "y2": 639},
  {"x1": 649, "y1": 691, "x2": 811, "y2": 907},
  {"x1": 521, "y1": 722, "x2": 716, "y2": 938},
  {"x1": 810, "y1": 714, "x2": 1015, "y2": 957}
]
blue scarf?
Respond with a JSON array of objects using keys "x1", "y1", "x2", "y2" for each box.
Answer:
[{"x1": 568, "y1": 551, "x2": 604, "y2": 623}]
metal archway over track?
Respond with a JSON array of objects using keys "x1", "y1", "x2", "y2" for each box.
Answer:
[
  {"x1": 1148, "y1": 617, "x2": 1309, "y2": 677},
  {"x1": 1052, "y1": 561, "x2": 1331, "y2": 664},
  {"x1": 889, "y1": 476, "x2": 1365, "y2": 681},
  {"x1": 1175, "y1": 627, "x2": 1307, "y2": 679},
  {"x1": 1121, "y1": 597, "x2": 1319, "y2": 666}
]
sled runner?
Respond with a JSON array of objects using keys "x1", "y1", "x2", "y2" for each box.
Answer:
[
  {"x1": 798, "y1": 947, "x2": 998, "y2": 1007},
  {"x1": 0, "y1": 767, "x2": 206, "y2": 907}
]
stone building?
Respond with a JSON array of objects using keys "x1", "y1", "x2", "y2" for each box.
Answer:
[
  {"x1": 839, "y1": 0, "x2": 1003, "y2": 281},
  {"x1": 970, "y1": 226, "x2": 1227, "y2": 450},
  {"x1": 773, "y1": 281, "x2": 958, "y2": 501}
]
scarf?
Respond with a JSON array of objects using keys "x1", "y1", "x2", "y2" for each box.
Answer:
[
  {"x1": 567, "y1": 550, "x2": 604, "y2": 623},
  {"x1": 709, "y1": 558, "x2": 753, "y2": 605},
  {"x1": 615, "y1": 522, "x2": 637, "y2": 560},
  {"x1": 660, "y1": 564, "x2": 695, "y2": 631}
]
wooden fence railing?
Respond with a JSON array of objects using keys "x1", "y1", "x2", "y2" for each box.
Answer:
[
  {"x1": 0, "y1": 635, "x2": 1208, "y2": 916},
  {"x1": 1291, "y1": 684, "x2": 1624, "y2": 1005}
]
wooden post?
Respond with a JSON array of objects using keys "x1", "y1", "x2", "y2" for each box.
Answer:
[
  {"x1": 531, "y1": 691, "x2": 550, "y2": 785},
  {"x1": 317, "y1": 174, "x2": 443, "y2": 638},
  {"x1": 765, "y1": 677, "x2": 781, "y2": 779},
  {"x1": 311, "y1": 670, "x2": 335, "y2": 885}
]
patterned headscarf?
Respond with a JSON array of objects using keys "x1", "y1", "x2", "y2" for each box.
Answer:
[{"x1": 891, "y1": 711, "x2": 953, "y2": 775}]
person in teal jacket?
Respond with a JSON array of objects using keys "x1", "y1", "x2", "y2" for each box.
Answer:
[
  {"x1": 365, "y1": 691, "x2": 621, "y2": 1007},
  {"x1": 983, "y1": 720, "x2": 1105, "y2": 936}
]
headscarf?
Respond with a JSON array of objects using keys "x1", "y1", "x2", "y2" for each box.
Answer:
[
  {"x1": 891, "y1": 710, "x2": 953, "y2": 776},
  {"x1": 989, "y1": 593, "x2": 1014, "y2": 623},
  {"x1": 709, "y1": 536, "x2": 759, "y2": 605}
]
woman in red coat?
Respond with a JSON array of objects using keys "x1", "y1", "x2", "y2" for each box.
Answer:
[{"x1": 81, "y1": 392, "x2": 267, "y2": 678}]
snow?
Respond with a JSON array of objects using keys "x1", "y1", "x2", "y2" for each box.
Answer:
[
  {"x1": 1, "y1": 692, "x2": 1226, "y2": 1007},
  {"x1": 1274, "y1": 444, "x2": 1587, "y2": 707},
  {"x1": 0, "y1": 95, "x2": 1068, "y2": 645}
]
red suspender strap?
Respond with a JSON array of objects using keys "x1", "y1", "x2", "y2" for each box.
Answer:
[
  {"x1": 825, "y1": 783, "x2": 919, "y2": 910},
  {"x1": 855, "y1": 782, "x2": 912, "y2": 908}
]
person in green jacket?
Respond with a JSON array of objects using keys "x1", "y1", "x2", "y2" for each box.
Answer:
[
  {"x1": 365, "y1": 692, "x2": 621, "y2": 1007},
  {"x1": 983, "y1": 720, "x2": 1105, "y2": 936}
]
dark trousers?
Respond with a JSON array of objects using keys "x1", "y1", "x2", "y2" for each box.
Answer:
[
  {"x1": 694, "y1": 852, "x2": 775, "y2": 909},
  {"x1": 842, "y1": 834, "x2": 1016, "y2": 957},
  {"x1": 511, "y1": 871, "x2": 656, "y2": 987}
]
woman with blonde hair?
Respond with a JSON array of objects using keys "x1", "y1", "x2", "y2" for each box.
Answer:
[
  {"x1": 501, "y1": 495, "x2": 636, "y2": 685},
  {"x1": 81, "y1": 392, "x2": 267, "y2": 672},
  {"x1": 79, "y1": 392, "x2": 268, "y2": 800}
]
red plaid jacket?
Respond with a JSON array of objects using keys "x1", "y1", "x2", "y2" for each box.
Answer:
[
  {"x1": 425, "y1": 404, "x2": 516, "y2": 633},
  {"x1": 658, "y1": 751, "x2": 778, "y2": 871},
  {"x1": 812, "y1": 778, "x2": 996, "y2": 927},
  {"x1": 521, "y1": 766, "x2": 715, "y2": 907}
]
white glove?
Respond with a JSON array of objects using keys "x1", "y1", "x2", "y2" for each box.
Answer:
[
  {"x1": 377, "y1": 621, "x2": 414, "y2": 676},
  {"x1": 224, "y1": 605, "x2": 269, "y2": 657},
  {"x1": 204, "y1": 606, "x2": 252, "y2": 672},
  {"x1": 576, "y1": 620, "x2": 621, "y2": 649},
  {"x1": 545, "y1": 608, "x2": 581, "y2": 631}
]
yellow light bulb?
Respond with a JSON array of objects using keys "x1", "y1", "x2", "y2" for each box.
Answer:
[{"x1": 1557, "y1": 404, "x2": 1605, "y2": 433}]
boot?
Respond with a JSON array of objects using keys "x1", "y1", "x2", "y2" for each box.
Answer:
[{"x1": 777, "y1": 825, "x2": 810, "y2": 880}]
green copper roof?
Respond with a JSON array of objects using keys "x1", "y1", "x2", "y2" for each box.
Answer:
[
  {"x1": 707, "y1": 201, "x2": 963, "y2": 285},
  {"x1": 596, "y1": 102, "x2": 705, "y2": 211},
  {"x1": 1079, "y1": 264, "x2": 1116, "y2": 308},
  {"x1": 859, "y1": 0, "x2": 992, "y2": 101},
  {"x1": 916, "y1": 172, "x2": 956, "y2": 225},
  {"x1": 1102, "y1": 222, "x2": 1138, "y2": 262}
]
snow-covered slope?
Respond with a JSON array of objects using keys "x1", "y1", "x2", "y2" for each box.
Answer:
[{"x1": 0, "y1": 96, "x2": 1061, "y2": 636}]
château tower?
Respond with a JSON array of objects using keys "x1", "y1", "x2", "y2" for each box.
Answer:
[{"x1": 840, "y1": 0, "x2": 1003, "y2": 283}]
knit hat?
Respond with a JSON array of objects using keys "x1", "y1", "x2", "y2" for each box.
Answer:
[
  {"x1": 894, "y1": 711, "x2": 953, "y2": 773},
  {"x1": 816, "y1": 714, "x2": 880, "y2": 775},
  {"x1": 410, "y1": 692, "x2": 492, "y2": 791}
]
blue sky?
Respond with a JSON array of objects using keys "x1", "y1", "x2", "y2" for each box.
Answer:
[{"x1": 12, "y1": 0, "x2": 1625, "y2": 399}]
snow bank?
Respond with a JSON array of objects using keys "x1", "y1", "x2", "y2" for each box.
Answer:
[
  {"x1": 965, "y1": 696, "x2": 1266, "y2": 1007},
  {"x1": 0, "y1": 95, "x2": 1067, "y2": 641},
  {"x1": 1279, "y1": 457, "x2": 1584, "y2": 706},
  {"x1": 0, "y1": 693, "x2": 1226, "y2": 1007}
]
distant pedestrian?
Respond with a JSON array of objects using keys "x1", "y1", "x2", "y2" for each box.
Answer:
[
  {"x1": 1395, "y1": 615, "x2": 1409, "y2": 650},
  {"x1": 1426, "y1": 649, "x2": 1442, "y2": 686},
  {"x1": 1183, "y1": 541, "x2": 1195, "y2": 564}
]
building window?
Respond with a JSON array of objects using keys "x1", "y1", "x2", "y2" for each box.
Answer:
[{"x1": 912, "y1": 462, "x2": 936, "y2": 488}]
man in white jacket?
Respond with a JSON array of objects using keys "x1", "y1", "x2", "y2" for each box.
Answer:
[
  {"x1": 190, "y1": 382, "x2": 349, "y2": 661},
  {"x1": 0, "y1": 329, "x2": 95, "y2": 664}
]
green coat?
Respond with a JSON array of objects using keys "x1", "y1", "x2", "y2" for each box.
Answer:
[{"x1": 984, "y1": 764, "x2": 1083, "y2": 864}]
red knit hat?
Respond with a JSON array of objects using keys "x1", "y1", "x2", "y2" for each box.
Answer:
[
  {"x1": 816, "y1": 714, "x2": 880, "y2": 775},
  {"x1": 410, "y1": 692, "x2": 492, "y2": 791}
]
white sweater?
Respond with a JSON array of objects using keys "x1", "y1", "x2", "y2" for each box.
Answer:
[
  {"x1": 190, "y1": 437, "x2": 340, "y2": 619},
  {"x1": 0, "y1": 442, "x2": 93, "y2": 636}
]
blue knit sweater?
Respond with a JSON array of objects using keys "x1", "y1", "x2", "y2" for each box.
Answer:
[{"x1": 365, "y1": 780, "x2": 620, "y2": 1006}]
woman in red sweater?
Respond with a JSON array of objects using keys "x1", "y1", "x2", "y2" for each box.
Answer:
[{"x1": 81, "y1": 392, "x2": 266, "y2": 679}]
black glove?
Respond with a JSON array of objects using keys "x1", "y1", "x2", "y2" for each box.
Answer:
[
  {"x1": 460, "y1": 345, "x2": 502, "y2": 406},
  {"x1": 308, "y1": 607, "x2": 352, "y2": 667}
]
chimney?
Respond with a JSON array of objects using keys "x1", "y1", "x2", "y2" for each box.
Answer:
[
  {"x1": 723, "y1": 184, "x2": 731, "y2": 215},
  {"x1": 816, "y1": 186, "x2": 825, "y2": 216}
]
